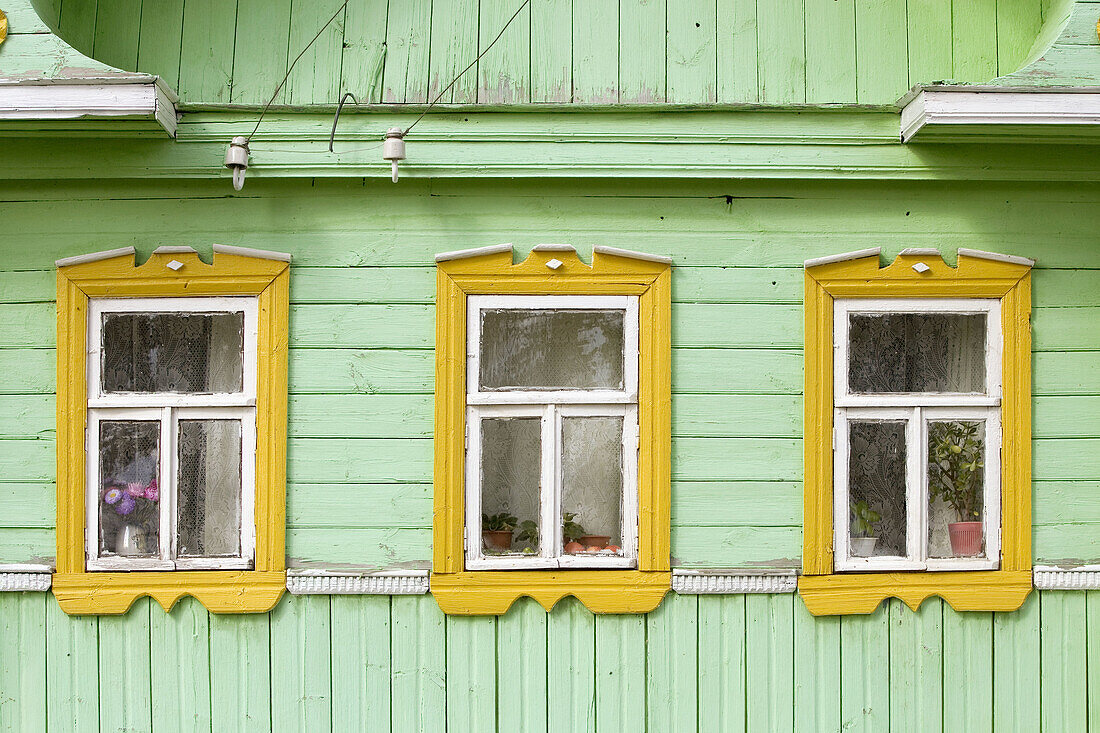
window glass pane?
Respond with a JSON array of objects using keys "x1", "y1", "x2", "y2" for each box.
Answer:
[
  {"x1": 562, "y1": 416, "x2": 624, "y2": 557},
  {"x1": 98, "y1": 421, "x2": 160, "y2": 557},
  {"x1": 177, "y1": 420, "x2": 243, "y2": 558},
  {"x1": 928, "y1": 420, "x2": 986, "y2": 558},
  {"x1": 480, "y1": 417, "x2": 541, "y2": 556},
  {"x1": 848, "y1": 313, "x2": 986, "y2": 394},
  {"x1": 101, "y1": 311, "x2": 245, "y2": 394},
  {"x1": 847, "y1": 421, "x2": 907, "y2": 558},
  {"x1": 479, "y1": 309, "x2": 625, "y2": 391}
]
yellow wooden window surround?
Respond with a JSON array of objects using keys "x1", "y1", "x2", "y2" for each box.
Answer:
[
  {"x1": 799, "y1": 248, "x2": 1033, "y2": 615},
  {"x1": 431, "y1": 245, "x2": 672, "y2": 615},
  {"x1": 54, "y1": 246, "x2": 288, "y2": 615}
]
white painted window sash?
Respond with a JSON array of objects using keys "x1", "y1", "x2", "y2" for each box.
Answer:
[
  {"x1": 85, "y1": 296, "x2": 258, "y2": 572},
  {"x1": 834, "y1": 298, "x2": 1002, "y2": 407},
  {"x1": 832, "y1": 297, "x2": 1003, "y2": 573},
  {"x1": 464, "y1": 295, "x2": 640, "y2": 572}
]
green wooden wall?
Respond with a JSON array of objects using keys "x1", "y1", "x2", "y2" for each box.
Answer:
[
  {"x1": 31, "y1": 0, "x2": 1056, "y2": 106},
  {"x1": 0, "y1": 176, "x2": 1098, "y2": 571},
  {"x1": 2, "y1": 590, "x2": 1099, "y2": 731}
]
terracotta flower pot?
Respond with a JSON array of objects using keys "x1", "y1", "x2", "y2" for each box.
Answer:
[
  {"x1": 580, "y1": 535, "x2": 611, "y2": 548},
  {"x1": 849, "y1": 536, "x2": 878, "y2": 557},
  {"x1": 564, "y1": 541, "x2": 585, "y2": 554},
  {"x1": 483, "y1": 530, "x2": 513, "y2": 551},
  {"x1": 948, "y1": 521, "x2": 983, "y2": 556}
]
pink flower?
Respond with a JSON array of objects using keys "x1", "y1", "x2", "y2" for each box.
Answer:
[
  {"x1": 144, "y1": 479, "x2": 159, "y2": 502},
  {"x1": 104, "y1": 487, "x2": 123, "y2": 505},
  {"x1": 126, "y1": 482, "x2": 145, "y2": 497}
]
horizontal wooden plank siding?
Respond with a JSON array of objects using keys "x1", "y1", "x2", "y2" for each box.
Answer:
[
  {"x1": 1, "y1": 177, "x2": 1099, "y2": 570},
  {"x1": 2, "y1": 590, "x2": 1094, "y2": 730},
  {"x1": 47, "y1": 0, "x2": 1047, "y2": 106}
]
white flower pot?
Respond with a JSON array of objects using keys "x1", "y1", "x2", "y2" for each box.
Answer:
[{"x1": 850, "y1": 536, "x2": 878, "y2": 557}]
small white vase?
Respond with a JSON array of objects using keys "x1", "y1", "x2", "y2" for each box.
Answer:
[
  {"x1": 850, "y1": 536, "x2": 878, "y2": 557},
  {"x1": 116, "y1": 524, "x2": 146, "y2": 556}
]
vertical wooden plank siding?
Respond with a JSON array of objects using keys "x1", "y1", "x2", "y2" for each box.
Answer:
[
  {"x1": 137, "y1": 0, "x2": 185, "y2": 91},
  {"x1": 57, "y1": 0, "x2": 96, "y2": 55},
  {"x1": 271, "y1": 594, "x2": 332, "y2": 732},
  {"x1": 997, "y1": 0, "x2": 1044, "y2": 75},
  {"x1": 390, "y1": 595, "x2": 446, "y2": 731},
  {"x1": 745, "y1": 594, "x2": 795, "y2": 732},
  {"x1": 594, "y1": 613, "x2": 646, "y2": 733},
  {"x1": 284, "y1": 0, "x2": 347, "y2": 105},
  {"x1": 794, "y1": 596, "x2": 840, "y2": 732},
  {"x1": 756, "y1": 0, "x2": 806, "y2": 104},
  {"x1": 97, "y1": 598, "x2": 152, "y2": 733},
  {"x1": 382, "y1": 0, "x2": 433, "y2": 103},
  {"x1": 546, "y1": 598, "x2": 596, "y2": 731},
  {"x1": 0, "y1": 593, "x2": 46, "y2": 732},
  {"x1": 529, "y1": 0, "x2": 572, "y2": 102},
  {"x1": 646, "y1": 593, "x2": 699, "y2": 730},
  {"x1": 619, "y1": 0, "x2": 667, "y2": 104},
  {"x1": 952, "y1": 0, "x2": 998, "y2": 81},
  {"x1": 942, "y1": 610, "x2": 994, "y2": 733},
  {"x1": 715, "y1": 0, "x2": 758, "y2": 102},
  {"x1": 330, "y1": 595, "x2": 392, "y2": 732},
  {"x1": 426, "y1": 0, "x2": 479, "y2": 103},
  {"x1": 839, "y1": 603, "x2": 890, "y2": 732},
  {"x1": 698, "y1": 595, "x2": 747, "y2": 732},
  {"x1": 496, "y1": 598, "x2": 549, "y2": 733},
  {"x1": 446, "y1": 615, "x2": 497, "y2": 732},
  {"x1": 45, "y1": 599, "x2": 99, "y2": 732},
  {"x1": 209, "y1": 611, "x2": 272, "y2": 732},
  {"x1": 178, "y1": 0, "x2": 239, "y2": 104},
  {"x1": 888, "y1": 599, "x2": 943, "y2": 733},
  {"x1": 992, "y1": 593, "x2": 1040, "y2": 733},
  {"x1": 571, "y1": 0, "x2": 619, "y2": 103},
  {"x1": 854, "y1": 0, "x2": 908, "y2": 104},
  {"x1": 804, "y1": 0, "x2": 856, "y2": 103},
  {"x1": 1088, "y1": 591, "x2": 1100, "y2": 732},
  {"x1": 150, "y1": 598, "x2": 211, "y2": 732},
  {"x1": 906, "y1": 0, "x2": 952, "y2": 87},
  {"x1": 341, "y1": 0, "x2": 390, "y2": 103},
  {"x1": 1040, "y1": 592, "x2": 1088, "y2": 732},
  {"x1": 666, "y1": 0, "x2": 717, "y2": 103},
  {"x1": 478, "y1": 0, "x2": 531, "y2": 104},
  {"x1": 231, "y1": 0, "x2": 293, "y2": 105},
  {"x1": 92, "y1": 0, "x2": 142, "y2": 71}
]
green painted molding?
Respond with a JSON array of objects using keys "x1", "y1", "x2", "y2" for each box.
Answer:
[
  {"x1": 991, "y1": 0, "x2": 1099, "y2": 86},
  {"x1": 2, "y1": 109, "x2": 1100, "y2": 182}
]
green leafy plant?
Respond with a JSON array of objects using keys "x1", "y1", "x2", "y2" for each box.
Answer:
[
  {"x1": 562, "y1": 512, "x2": 586, "y2": 543},
  {"x1": 929, "y1": 420, "x2": 984, "y2": 522},
  {"x1": 514, "y1": 519, "x2": 538, "y2": 547},
  {"x1": 850, "y1": 500, "x2": 881, "y2": 537},
  {"x1": 482, "y1": 512, "x2": 517, "y2": 532}
]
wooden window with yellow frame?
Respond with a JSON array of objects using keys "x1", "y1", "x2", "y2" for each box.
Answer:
[
  {"x1": 431, "y1": 244, "x2": 672, "y2": 615},
  {"x1": 799, "y1": 248, "x2": 1033, "y2": 615},
  {"x1": 54, "y1": 245, "x2": 288, "y2": 615}
]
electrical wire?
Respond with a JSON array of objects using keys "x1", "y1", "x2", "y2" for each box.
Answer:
[{"x1": 246, "y1": 0, "x2": 351, "y2": 142}]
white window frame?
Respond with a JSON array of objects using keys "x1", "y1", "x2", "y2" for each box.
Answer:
[
  {"x1": 464, "y1": 295, "x2": 639, "y2": 570},
  {"x1": 84, "y1": 297, "x2": 258, "y2": 571},
  {"x1": 832, "y1": 298, "x2": 1002, "y2": 572}
]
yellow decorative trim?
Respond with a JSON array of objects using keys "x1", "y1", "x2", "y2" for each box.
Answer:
[
  {"x1": 431, "y1": 247, "x2": 672, "y2": 614},
  {"x1": 432, "y1": 571, "x2": 671, "y2": 615},
  {"x1": 801, "y1": 250, "x2": 1033, "y2": 615},
  {"x1": 56, "y1": 249, "x2": 288, "y2": 615}
]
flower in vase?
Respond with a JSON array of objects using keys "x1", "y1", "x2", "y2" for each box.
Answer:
[
  {"x1": 144, "y1": 479, "x2": 159, "y2": 502},
  {"x1": 126, "y1": 482, "x2": 145, "y2": 497},
  {"x1": 117, "y1": 495, "x2": 136, "y2": 515},
  {"x1": 104, "y1": 487, "x2": 123, "y2": 505}
]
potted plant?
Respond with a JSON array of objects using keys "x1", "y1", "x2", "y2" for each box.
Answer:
[
  {"x1": 929, "y1": 421, "x2": 984, "y2": 556},
  {"x1": 849, "y1": 500, "x2": 880, "y2": 557},
  {"x1": 514, "y1": 519, "x2": 538, "y2": 554},
  {"x1": 481, "y1": 512, "x2": 517, "y2": 551},
  {"x1": 562, "y1": 512, "x2": 586, "y2": 553}
]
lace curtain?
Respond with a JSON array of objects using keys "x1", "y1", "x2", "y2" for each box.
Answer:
[
  {"x1": 848, "y1": 421, "x2": 907, "y2": 556},
  {"x1": 849, "y1": 313, "x2": 985, "y2": 393}
]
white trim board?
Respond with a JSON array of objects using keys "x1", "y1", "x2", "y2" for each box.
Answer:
[
  {"x1": 672, "y1": 570, "x2": 797, "y2": 594},
  {"x1": 900, "y1": 89, "x2": 1100, "y2": 143},
  {"x1": 0, "y1": 572, "x2": 52, "y2": 591},
  {"x1": 287, "y1": 571, "x2": 430, "y2": 595},
  {"x1": 0, "y1": 79, "x2": 178, "y2": 137}
]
